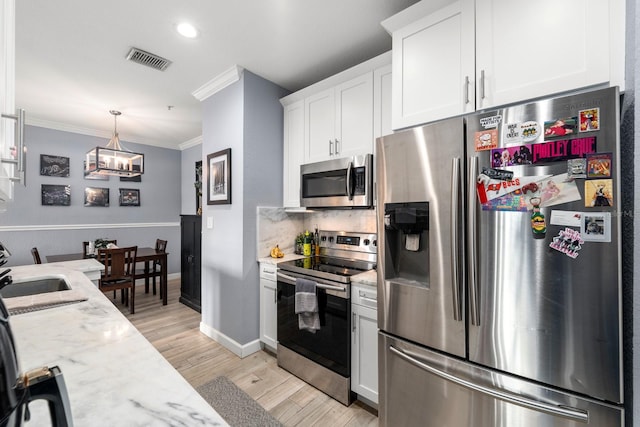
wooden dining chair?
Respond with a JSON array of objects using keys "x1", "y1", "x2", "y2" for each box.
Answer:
[
  {"x1": 136, "y1": 239, "x2": 167, "y2": 298},
  {"x1": 84, "y1": 240, "x2": 118, "y2": 258},
  {"x1": 31, "y1": 247, "x2": 42, "y2": 264},
  {"x1": 97, "y1": 246, "x2": 137, "y2": 314}
]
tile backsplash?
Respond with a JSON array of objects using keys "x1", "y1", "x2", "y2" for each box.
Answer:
[{"x1": 257, "y1": 207, "x2": 377, "y2": 259}]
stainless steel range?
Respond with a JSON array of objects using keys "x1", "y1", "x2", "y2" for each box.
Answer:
[{"x1": 276, "y1": 230, "x2": 376, "y2": 406}]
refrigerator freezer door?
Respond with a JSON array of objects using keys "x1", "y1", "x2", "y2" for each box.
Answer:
[
  {"x1": 466, "y1": 87, "x2": 623, "y2": 403},
  {"x1": 376, "y1": 117, "x2": 466, "y2": 357},
  {"x1": 379, "y1": 333, "x2": 623, "y2": 427}
]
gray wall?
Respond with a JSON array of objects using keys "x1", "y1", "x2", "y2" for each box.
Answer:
[
  {"x1": 0, "y1": 125, "x2": 181, "y2": 272},
  {"x1": 200, "y1": 70, "x2": 288, "y2": 345}
]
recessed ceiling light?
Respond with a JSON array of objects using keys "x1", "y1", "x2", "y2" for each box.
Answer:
[{"x1": 176, "y1": 22, "x2": 198, "y2": 39}]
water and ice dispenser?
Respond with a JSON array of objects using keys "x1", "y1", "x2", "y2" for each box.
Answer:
[{"x1": 383, "y1": 202, "x2": 430, "y2": 288}]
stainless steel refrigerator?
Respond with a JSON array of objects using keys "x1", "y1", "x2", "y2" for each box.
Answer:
[{"x1": 376, "y1": 87, "x2": 623, "y2": 426}]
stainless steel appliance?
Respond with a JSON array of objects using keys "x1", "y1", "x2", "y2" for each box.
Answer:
[
  {"x1": 277, "y1": 230, "x2": 376, "y2": 405},
  {"x1": 377, "y1": 87, "x2": 624, "y2": 426},
  {"x1": 300, "y1": 154, "x2": 373, "y2": 208}
]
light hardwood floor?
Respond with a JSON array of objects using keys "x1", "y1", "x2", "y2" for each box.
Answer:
[{"x1": 117, "y1": 278, "x2": 378, "y2": 427}]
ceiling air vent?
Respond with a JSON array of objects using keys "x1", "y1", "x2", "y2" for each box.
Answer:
[{"x1": 125, "y1": 47, "x2": 172, "y2": 71}]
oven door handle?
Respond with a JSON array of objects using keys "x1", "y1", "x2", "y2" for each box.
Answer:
[{"x1": 277, "y1": 272, "x2": 347, "y2": 293}]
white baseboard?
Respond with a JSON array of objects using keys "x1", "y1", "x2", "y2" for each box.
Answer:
[{"x1": 199, "y1": 322, "x2": 261, "y2": 358}]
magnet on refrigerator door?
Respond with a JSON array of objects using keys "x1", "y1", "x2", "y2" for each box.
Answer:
[
  {"x1": 585, "y1": 179, "x2": 613, "y2": 207},
  {"x1": 579, "y1": 108, "x2": 600, "y2": 132},
  {"x1": 549, "y1": 227, "x2": 584, "y2": 258},
  {"x1": 475, "y1": 129, "x2": 498, "y2": 151},
  {"x1": 581, "y1": 212, "x2": 611, "y2": 242},
  {"x1": 586, "y1": 153, "x2": 612, "y2": 178},
  {"x1": 543, "y1": 117, "x2": 578, "y2": 138},
  {"x1": 567, "y1": 158, "x2": 587, "y2": 179}
]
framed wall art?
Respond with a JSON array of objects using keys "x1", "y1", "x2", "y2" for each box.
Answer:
[
  {"x1": 41, "y1": 184, "x2": 71, "y2": 206},
  {"x1": 207, "y1": 148, "x2": 231, "y2": 205},
  {"x1": 84, "y1": 187, "x2": 110, "y2": 207},
  {"x1": 40, "y1": 155, "x2": 70, "y2": 177},
  {"x1": 119, "y1": 188, "x2": 140, "y2": 206}
]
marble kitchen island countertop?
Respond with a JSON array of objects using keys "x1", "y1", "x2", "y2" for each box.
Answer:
[
  {"x1": 257, "y1": 253, "x2": 305, "y2": 265},
  {"x1": 6, "y1": 264, "x2": 227, "y2": 426}
]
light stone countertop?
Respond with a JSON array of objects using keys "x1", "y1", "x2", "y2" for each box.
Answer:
[
  {"x1": 6, "y1": 264, "x2": 227, "y2": 426},
  {"x1": 351, "y1": 269, "x2": 377, "y2": 288},
  {"x1": 257, "y1": 253, "x2": 305, "y2": 265}
]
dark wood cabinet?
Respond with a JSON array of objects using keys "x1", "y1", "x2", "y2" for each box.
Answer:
[{"x1": 180, "y1": 215, "x2": 201, "y2": 312}]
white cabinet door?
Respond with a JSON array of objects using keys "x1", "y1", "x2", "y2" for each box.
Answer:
[
  {"x1": 259, "y1": 263, "x2": 278, "y2": 351},
  {"x1": 352, "y1": 303, "x2": 378, "y2": 404},
  {"x1": 374, "y1": 64, "x2": 393, "y2": 139},
  {"x1": 334, "y1": 72, "x2": 374, "y2": 158},
  {"x1": 476, "y1": 0, "x2": 610, "y2": 110},
  {"x1": 305, "y1": 88, "x2": 335, "y2": 163},
  {"x1": 391, "y1": 1, "x2": 475, "y2": 130},
  {"x1": 0, "y1": 0, "x2": 16, "y2": 205},
  {"x1": 305, "y1": 73, "x2": 374, "y2": 163},
  {"x1": 283, "y1": 100, "x2": 304, "y2": 208}
]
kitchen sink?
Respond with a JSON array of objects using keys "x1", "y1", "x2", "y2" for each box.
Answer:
[{"x1": 0, "y1": 278, "x2": 71, "y2": 298}]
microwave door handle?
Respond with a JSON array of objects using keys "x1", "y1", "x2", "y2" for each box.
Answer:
[{"x1": 346, "y1": 162, "x2": 353, "y2": 200}]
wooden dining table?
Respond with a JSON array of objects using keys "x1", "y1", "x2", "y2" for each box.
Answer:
[{"x1": 46, "y1": 247, "x2": 169, "y2": 305}]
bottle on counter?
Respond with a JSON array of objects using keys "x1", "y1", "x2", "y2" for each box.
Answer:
[
  {"x1": 303, "y1": 230, "x2": 312, "y2": 256},
  {"x1": 314, "y1": 226, "x2": 320, "y2": 256}
]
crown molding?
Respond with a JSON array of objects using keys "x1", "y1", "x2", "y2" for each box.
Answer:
[
  {"x1": 192, "y1": 65, "x2": 244, "y2": 102},
  {"x1": 179, "y1": 135, "x2": 202, "y2": 150},
  {"x1": 0, "y1": 222, "x2": 179, "y2": 232}
]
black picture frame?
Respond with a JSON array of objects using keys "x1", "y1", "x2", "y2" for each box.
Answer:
[
  {"x1": 207, "y1": 148, "x2": 231, "y2": 205},
  {"x1": 41, "y1": 184, "x2": 71, "y2": 206},
  {"x1": 40, "y1": 155, "x2": 70, "y2": 177},
  {"x1": 195, "y1": 160, "x2": 202, "y2": 212},
  {"x1": 119, "y1": 188, "x2": 140, "y2": 206},
  {"x1": 84, "y1": 187, "x2": 110, "y2": 207}
]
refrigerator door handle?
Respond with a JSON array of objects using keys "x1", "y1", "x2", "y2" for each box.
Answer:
[
  {"x1": 468, "y1": 157, "x2": 480, "y2": 326},
  {"x1": 389, "y1": 345, "x2": 589, "y2": 423},
  {"x1": 450, "y1": 157, "x2": 462, "y2": 321}
]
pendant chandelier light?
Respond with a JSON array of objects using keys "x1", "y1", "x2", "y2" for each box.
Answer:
[{"x1": 84, "y1": 110, "x2": 144, "y2": 178}]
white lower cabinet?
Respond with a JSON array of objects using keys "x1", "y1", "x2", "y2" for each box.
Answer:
[
  {"x1": 351, "y1": 282, "x2": 378, "y2": 404},
  {"x1": 259, "y1": 262, "x2": 278, "y2": 351}
]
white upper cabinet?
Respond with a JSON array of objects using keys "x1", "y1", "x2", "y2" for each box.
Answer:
[
  {"x1": 388, "y1": 1, "x2": 474, "y2": 130},
  {"x1": 305, "y1": 72, "x2": 373, "y2": 163},
  {"x1": 373, "y1": 64, "x2": 393, "y2": 139},
  {"x1": 475, "y1": 0, "x2": 613, "y2": 110},
  {"x1": 383, "y1": 0, "x2": 625, "y2": 130},
  {"x1": 283, "y1": 100, "x2": 305, "y2": 208},
  {"x1": 0, "y1": 0, "x2": 16, "y2": 205}
]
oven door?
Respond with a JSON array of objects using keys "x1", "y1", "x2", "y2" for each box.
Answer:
[{"x1": 277, "y1": 271, "x2": 351, "y2": 377}]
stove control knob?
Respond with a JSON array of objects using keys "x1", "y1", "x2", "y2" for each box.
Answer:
[
  {"x1": 363, "y1": 239, "x2": 370, "y2": 246},
  {"x1": 321, "y1": 235, "x2": 327, "y2": 242},
  {"x1": 328, "y1": 236, "x2": 334, "y2": 243},
  {"x1": 373, "y1": 239, "x2": 377, "y2": 247}
]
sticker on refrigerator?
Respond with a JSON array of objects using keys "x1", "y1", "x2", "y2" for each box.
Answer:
[
  {"x1": 474, "y1": 129, "x2": 498, "y2": 151},
  {"x1": 505, "y1": 121, "x2": 542, "y2": 144},
  {"x1": 581, "y1": 212, "x2": 611, "y2": 242},
  {"x1": 520, "y1": 173, "x2": 581, "y2": 210},
  {"x1": 543, "y1": 117, "x2": 578, "y2": 138},
  {"x1": 532, "y1": 137, "x2": 597, "y2": 163},
  {"x1": 530, "y1": 197, "x2": 546, "y2": 238},
  {"x1": 479, "y1": 114, "x2": 502, "y2": 129},
  {"x1": 549, "y1": 228, "x2": 584, "y2": 258},
  {"x1": 490, "y1": 145, "x2": 533, "y2": 167},
  {"x1": 481, "y1": 167, "x2": 513, "y2": 181},
  {"x1": 481, "y1": 194, "x2": 529, "y2": 211},
  {"x1": 586, "y1": 153, "x2": 612, "y2": 178},
  {"x1": 476, "y1": 175, "x2": 550, "y2": 204},
  {"x1": 549, "y1": 210, "x2": 582, "y2": 227},
  {"x1": 579, "y1": 108, "x2": 600, "y2": 132},
  {"x1": 567, "y1": 158, "x2": 587, "y2": 179},
  {"x1": 585, "y1": 179, "x2": 613, "y2": 207}
]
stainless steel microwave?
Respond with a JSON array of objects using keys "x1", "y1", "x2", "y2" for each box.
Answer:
[{"x1": 300, "y1": 154, "x2": 373, "y2": 208}]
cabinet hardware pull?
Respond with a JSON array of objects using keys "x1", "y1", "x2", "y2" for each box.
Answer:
[
  {"x1": 480, "y1": 70, "x2": 486, "y2": 101},
  {"x1": 352, "y1": 312, "x2": 356, "y2": 331},
  {"x1": 329, "y1": 139, "x2": 333, "y2": 156},
  {"x1": 335, "y1": 139, "x2": 339, "y2": 155},
  {"x1": 464, "y1": 76, "x2": 470, "y2": 104}
]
